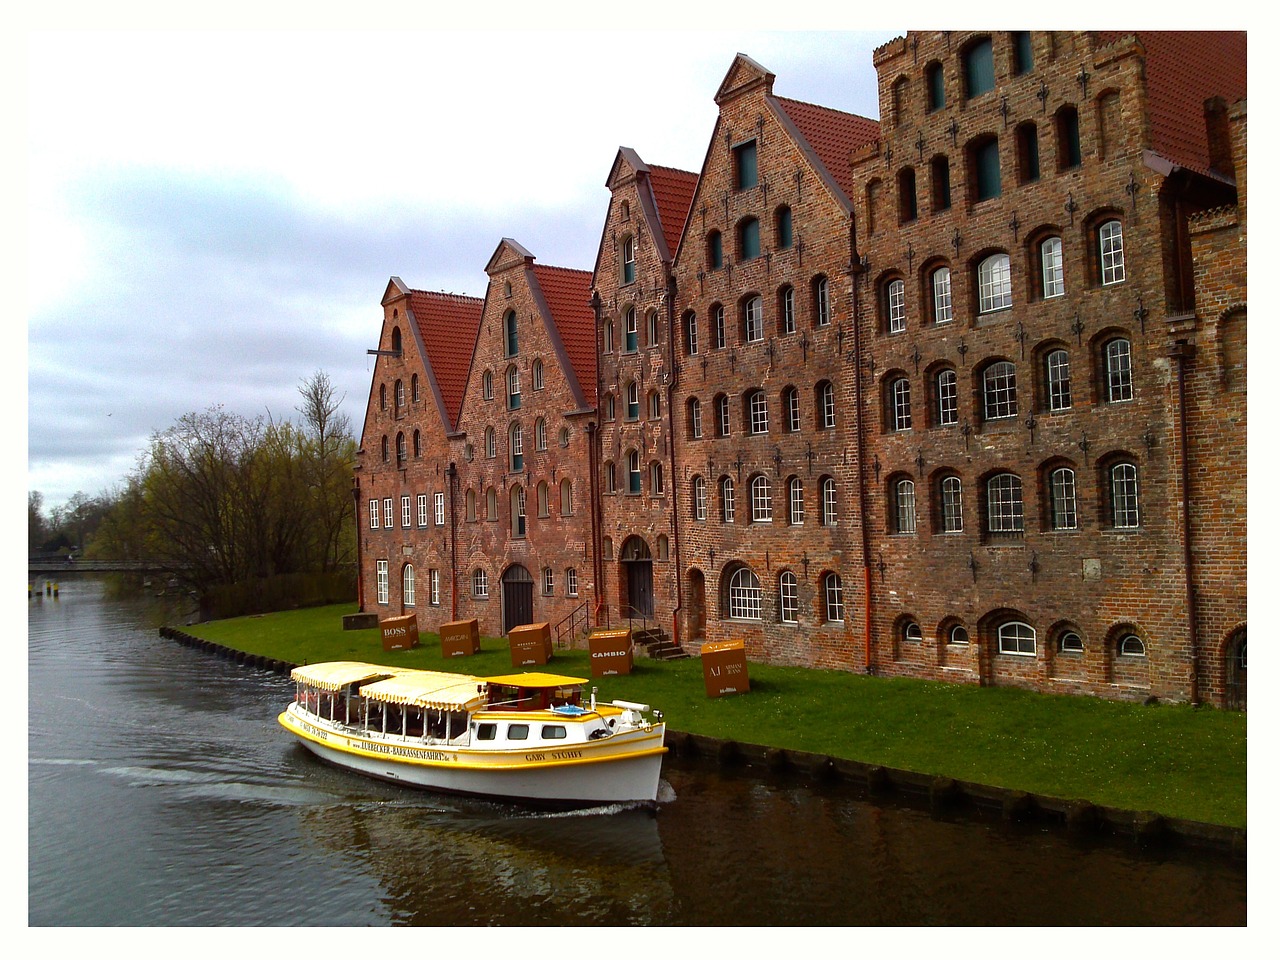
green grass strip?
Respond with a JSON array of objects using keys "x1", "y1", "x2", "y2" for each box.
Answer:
[{"x1": 187, "y1": 603, "x2": 1246, "y2": 827}]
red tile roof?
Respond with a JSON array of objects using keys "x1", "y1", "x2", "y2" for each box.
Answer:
[
  {"x1": 531, "y1": 264, "x2": 597, "y2": 404},
  {"x1": 775, "y1": 96, "x2": 880, "y2": 205},
  {"x1": 1099, "y1": 31, "x2": 1246, "y2": 178},
  {"x1": 646, "y1": 164, "x2": 698, "y2": 259},
  {"x1": 406, "y1": 290, "x2": 484, "y2": 430}
]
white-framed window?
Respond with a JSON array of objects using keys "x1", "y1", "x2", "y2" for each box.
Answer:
[
  {"x1": 472, "y1": 568, "x2": 488, "y2": 598},
  {"x1": 647, "y1": 310, "x2": 659, "y2": 347},
  {"x1": 504, "y1": 310, "x2": 519, "y2": 356},
  {"x1": 779, "y1": 572, "x2": 799, "y2": 624},
  {"x1": 818, "y1": 381, "x2": 835, "y2": 430},
  {"x1": 535, "y1": 418, "x2": 547, "y2": 451},
  {"x1": 1047, "y1": 349, "x2": 1072, "y2": 411},
  {"x1": 716, "y1": 395, "x2": 731, "y2": 437},
  {"x1": 721, "y1": 477, "x2": 735, "y2": 523},
  {"x1": 690, "y1": 398, "x2": 703, "y2": 439},
  {"x1": 532, "y1": 358, "x2": 544, "y2": 391},
  {"x1": 507, "y1": 367, "x2": 521, "y2": 410},
  {"x1": 1099, "y1": 220, "x2": 1125, "y2": 285},
  {"x1": 560, "y1": 478, "x2": 574, "y2": 515},
  {"x1": 397, "y1": 432, "x2": 408, "y2": 463},
  {"x1": 693, "y1": 476, "x2": 707, "y2": 521},
  {"x1": 401, "y1": 496, "x2": 411, "y2": 527},
  {"x1": 483, "y1": 370, "x2": 493, "y2": 401},
  {"x1": 403, "y1": 564, "x2": 416, "y2": 606},
  {"x1": 998, "y1": 621, "x2": 1036, "y2": 656},
  {"x1": 887, "y1": 278, "x2": 906, "y2": 333},
  {"x1": 978, "y1": 253, "x2": 1013, "y2": 313},
  {"x1": 1111, "y1": 462, "x2": 1141, "y2": 528},
  {"x1": 485, "y1": 427, "x2": 496, "y2": 459},
  {"x1": 542, "y1": 567, "x2": 555, "y2": 596},
  {"x1": 626, "y1": 380, "x2": 640, "y2": 420},
  {"x1": 987, "y1": 473, "x2": 1025, "y2": 535},
  {"x1": 936, "y1": 368, "x2": 959, "y2": 426},
  {"x1": 895, "y1": 479, "x2": 916, "y2": 534},
  {"x1": 686, "y1": 313, "x2": 699, "y2": 355},
  {"x1": 890, "y1": 377, "x2": 912, "y2": 431},
  {"x1": 622, "y1": 235, "x2": 636, "y2": 284},
  {"x1": 903, "y1": 621, "x2": 923, "y2": 643},
  {"x1": 821, "y1": 477, "x2": 838, "y2": 526},
  {"x1": 624, "y1": 307, "x2": 639, "y2": 352},
  {"x1": 648, "y1": 391, "x2": 661, "y2": 421},
  {"x1": 1105, "y1": 338, "x2": 1133, "y2": 403},
  {"x1": 566, "y1": 567, "x2": 579, "y2": 597},
  {"x1": 649, "y1": 461, "x2": 664, "y2": 496},
  {"x1": 749, "y1": 390, "x2": 769, "y2": 435},
  {"x1": 727, "y1": 566, "x2": 762, "y2": 620},
  {"x1": 983, "y1": 361, "x2": 1018, "y2": 420},
  {"x1": 603, "y1": 317, "x2": 614, "y2": 353},
  {"x1": 949, "y1": 625, "x2": 970, "y2": 646},
  {"x1": 1041, "y1": 236, "x2": 1064, "y2": 298},
  {"x1": 814, "y1": 277, "x2": 830, "y2": 327},
  {"x1": 784, "y1": 387, "x2": 800, "y2": 432},
  {"x1": 751, "y1": 475, "x2": 772, "y2": 522},
  {"x1": 429, "y1": 568, "x2": 440, "y2": 605},
  {"x1": 713, "y1": 304, "x2": 726, "y2": 349},
  {"x1": 1058, "y1": 631, "x2": 1084, "y2": 654},
  {"x1": 383, "y1": 498, "x2": 393, "y2": 527},
  {"x1": 627, "y1": 451, "x2": 642, "y2": 495},
  {"x1": 604, "y1": 461, "x2": 617, "y2": 494},
  {"x1": 788, "y1": 477, "x2": 804, "y2": 525},
  {"x1": 376, "y1": 560, "x2": 389, "y2": 604},
  {"x1": 395, "y1": 379, "x2": 405, "y2": 411},
  {"x1": 415, "y1": 493, "x2": 428, "y2": 526},
  {"x1": 510, "y1": 423, "x2": 523, "y2": 472},
  {"x1": 781, "y1": 286, "x2": 796, "y2": 334},
  {"x1": 745, "y1": 295, "x2": 764, "y2": 342},
  {"x1": 369, "y1": 499, "x2": 380, "y2": 529},
  {"x1": 932, "y1": 267, "x2": 953, "y2": 324},
  {"x1": 940, "y1": 475, "x2": 964, "y2": 533},
  {"x1": 434, "y1": 492, "x2": 445, "y2": 526},
  {"x1": 604, "y1": 394, "x2": 615, "y2": 422},
  {"x1": 824, "y1": 573, "x2": 844, "y2": 623},
  {"x1": 1119, "y1": 633, "x2": 1146, "y2": 657},
  {"x1": 511, "y1": 486, "x2": 526, "y2": 538},
  {"x1": 1050, "y1": 467, "x2": 1078, "y2": 530},
  {"x1": 537, "y1": 481, "x2": 550, "y2": 518}
]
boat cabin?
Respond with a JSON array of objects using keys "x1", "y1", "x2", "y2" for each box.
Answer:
[{"x1": 482, "y1": 673, "x2": 587, "y2": 711}]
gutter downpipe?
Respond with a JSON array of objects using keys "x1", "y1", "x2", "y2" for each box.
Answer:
[
  {"x1": 447, "y1": 462, "x2": 459, "y2": 621},
  {"x1": 665, "y1": 270, "x2": 683, "y2": 647},
  {"x1": 849, "y1": 215, "x2": 873, "y2": 674},
  {"x1": 1171, "y1": 339, "x2": 1201, "y2": 705},
  {"x1": 587, "y1": 291, "x2": 607, "y2": 630},
  {"x1": 352, "y1": 475, "x2": 365, "y2": 611}
]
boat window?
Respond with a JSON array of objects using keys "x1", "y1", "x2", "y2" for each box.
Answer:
[
  {"x1": 541, "y1": 725, "x2": 568, "y2": 740},
  {"x1": 476, "y1": 723, "x2": 497, "y2": 741},
  {"x1": 507, "y1": 724, "x2": 529, "y2": 741}
]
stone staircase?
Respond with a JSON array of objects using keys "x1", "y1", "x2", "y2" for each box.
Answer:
[{"x1": 633, "y1": 627, "x2": 690, "y2": 660}]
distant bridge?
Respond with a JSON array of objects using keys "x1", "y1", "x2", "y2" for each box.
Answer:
[{"x1": 27, "y1": 558, "x2": 185, "y2": 576}]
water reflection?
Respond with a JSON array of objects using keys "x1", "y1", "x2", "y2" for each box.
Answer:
[{"x1": 29, "y1": 579, "x2": 1245, "y2": 926}]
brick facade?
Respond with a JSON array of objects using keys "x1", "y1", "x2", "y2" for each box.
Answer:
[{"x1": 354, "y1": 31, "x2": 1246, "y2": 706}]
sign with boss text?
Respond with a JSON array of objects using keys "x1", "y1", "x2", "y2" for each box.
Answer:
[
  {"x1": 380, "y1": 614, "x2": 420, "y2": 652},
  {"x1": 701, "y1": 639, "x2": 750, "y2": 698}
]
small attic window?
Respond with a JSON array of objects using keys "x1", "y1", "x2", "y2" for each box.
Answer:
[
  {"x1": 504, "y1": 281, "x2": 512, "y2": 298},
  {"x1": 621, "y1": 201, "x2": 630, "y2": 221}
]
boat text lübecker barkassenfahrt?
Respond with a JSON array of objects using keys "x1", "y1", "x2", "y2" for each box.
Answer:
[{"x1": 278, "y1": 662, "x2": 667, "y2": 806}]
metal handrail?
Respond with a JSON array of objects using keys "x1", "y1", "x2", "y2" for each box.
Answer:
[{"x1": 552, "y1": 602, "x2": 590, "y2": 649}]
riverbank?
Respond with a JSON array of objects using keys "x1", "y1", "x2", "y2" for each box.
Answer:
[{"x1": 165, "y1": 603, "x2": 1246, "y2": 844}]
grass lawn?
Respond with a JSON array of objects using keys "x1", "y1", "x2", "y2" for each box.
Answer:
[{"x1": 187, "y1": 603, "x2": 1247, "y2": 828}]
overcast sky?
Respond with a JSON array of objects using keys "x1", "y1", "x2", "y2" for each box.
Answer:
[{"x1": 21, "y1": 5, "x2": 907, "y2": 514}]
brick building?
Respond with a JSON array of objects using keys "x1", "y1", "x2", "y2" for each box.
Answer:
[{"x1": 353, "y1": 31, "x2": 1245, "y2": 706}]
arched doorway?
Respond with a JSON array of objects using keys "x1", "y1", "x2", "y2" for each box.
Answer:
[
  {"x1": 1225, "y1": 627, "x2": 1246, "y2": 710},
  {"x1": 501, "y1": 564, "x2": 534, "y2": 634},
  {"x1": 687, "y1": 568, "x2": 707, "y2": 641},
  {"x1": 620, "y1": 536, "x2": 653, "y2": 619}
]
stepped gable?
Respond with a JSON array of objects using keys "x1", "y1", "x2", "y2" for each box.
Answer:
[
  {"x1": 531, "y1": 263, "x2": 597, "y2": 405},
  {"x1": 1100, "y1": 30, "x2": 1246, "y2": 179},
  {"x1": 646, "y1": 164, "x2": 698, "y2": 261},
  {"x1": 406, "y1": 289, "x2": 484, "y2": 430},
  {"x1": 774, "y1": 96, "x2": 880, "y2": 206}
]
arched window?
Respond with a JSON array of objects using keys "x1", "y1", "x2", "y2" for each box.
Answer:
[
  {"x1": 894, "y1": 478, "x2": 917, "y2": 534},
  {"x1": 969, "y1": 134, "x2": 1001, "y2": 202},
  {"x1": 1039, "y1": 236, "x2": 1064, "y2": 298},
  {"x1": 381, "y1": 435, "x2": 389, "y2": 462},
  {"x1": 685, "y1": 311, "x2": 699, "y2": 355},
  {"x1": 926, "y1": 61, "x2": 945, "y2": 111},
  {"x1": 727, "y1": 566, "x2": 762, "y2": 620},
  {"x1": 982, "y1": 360, "x2": 1018, "y2": 420},
  {"x1": 788, "y1": 476, "x2": 805, "y2": 525},
  {"x1": 403, "y1": 564, "x2": 415, "y2": 606},
  {"x1": 604, "y1": 460, "x2": 617, "y2": 494},
  {"x1": 977, "y1": 253, "x2": 1012, "y2": 313},
  {"x1": 482, "y1": 370, "x2": 494, "y2": 401},
  {"x1": 1016, "y1": 121, "x2": 1040, "y2": 184},
  {"x1": 413, "y1": 429, "x2": 421, "y2": 458},
  {"x1": 692, "y1": 476, "x2": 707, "y2": 521},
  {"x1": 747, "y1": 389, "x2": 769, "y2": 434},
  {"x1": 646, "y1": 309, "x2": 660, "y2": 347},
  {"x1": 986, "y1": 472, "x2": 1025, "y2": 536},
  {"x1": 750, "y1": 475, "x2": 772, "y2": 522},
  {"x1": 504, "y1": 309, "x2": 519, "y2": 356},
  {"x1": 775, "y1": 205, "x2": 793, "y2": 249},
  {"x1": 816, "y1": 381, "x2": 836, "y2": 430},
  {"x1": 963, "y1": 36, "x2": 994, "y2": 99},
  {"x1": 779, "y1": 572, "x2": 799, "y2": 623},
  {"x1": 411, "y1": 373, "x2": 419, "y2": 401},
  {"x1": 395, "y1": 379, "x2": 405, "y2": 412},
  {"x1": 715, "y1": 394, "x2": 731, "y2": 437},
  {"x1": 396, "y1": 432, "x2": 407, "y2": 463},
  {"x1": 390, "y1": 327, "x2": 402, "y2": 353},
  {"x1": 939, "y1": 475, "x2": 964, "y2": 533},
  {"x1": 949, "y1": 624, "x2": 970, "y2": 646},
  {"x1": 535, "y1": 417, "x2": 547, "y2": 451},
  {"x1": 813, "y1": 276, "x2": 831, "y2": 327},
  {"x1": 507, "y1": 366, "x2": 521, "y2": 409},
  {"x1": 712, "y1": 304, "x2": 726, "y2": 349},
  {"x1": 934, "y1": 368, "x2": 959, "y2": 426},
  {"x1": 898, "y1": 167, "x2": 918, "y2": 223},
  {"x1": 1099, "y1": 220, "x2": 1125, "y2": 285},
  {"x1": 931, "y1": 267, "x2": 953, "y2": 324},
  {"x1": 720, "y1": 476, "x2": 736, "y2": 523},
  {"x1": 821, "y1": 477, "x2": 838, "y2": 526},
  {"x1": 560, "y1": 478, "x2": 574, "y2": 515},
  {"x1": 536, "y1": 481, "x2": 550, "y2": 518},
  {"x1": 998, "y1": 620, "x2": 1035, "y2": 656},
  {"x1": 624, "y1": 307, "x2": 639, "y2": 352},
  {"x1": 621, "y1": 235, "x2": 636, "y2": 284},
  {"x1": 782, "y1": 386, "x2": 800, "y2": 432},
  {"x1": 738, "y1": 217, "x2": 761, "y2": 261},
  {"x1": 1046, "y1": 348, "x2": 1072, "y2": 411},
  {"x1": 1058, "y1": 631, "x2": 1084, "y2": 654},
  {"x1": 465, "y1": 488, "x2": 476, "y2": 522},
  {"x1": 542, "y1": 567, "x2": 555, "y2": 596},
  {"x1": 532, "y1": 359, "x2": 544, "y2": 391},
  {"x1": 1049, "y1": 466, "x2": 1078, "y2": 530},
  {"x1": 688, "y1": 397, "x2": 703, "y2": 439},
  {"x1": 1119, "y1": 634, "x2": 1146, "y2": 657},
  {"x1": 603, "y1": 392, "x2": 615, "y2": 422},
  {"x1": 1109, "y1": 461, "x2": 1141, "y2": 528},
  {"x1": 903, "y1": 620, "x2": 923, "y2": 643},
  {"x1": 888, "y1": 377, "x2": 912, "y2": 431},
  {"x1": 484, "y1": 426, "x2": 496, "y2": 460},
  {"x1": 627, "y1": 450, "x2": 642, "y2": 495},
  {"x1": 931, "y1": 155, "x2": 951, "y2": 212},
  {"x1": 778, "y1": 285, "x2": 796, "y2": 334},
  {"x1": 1055, "y1": 105, "x2": 1081, "y2": 170},
  {"x1": 1104, "y1": 338, "x2": 1133, "y2": 402},
  {"x1": 626, "y1": 380, "x2": 640, "y2": 420},
  {"x1": 649, "y1": 461, "x2": 664, "y2": 495},
  {"x1": 485, "y1": 487, "x2": 497, "y2": 520},
  {"x1": 603, "y1": 316, "x2": 615, "y2": 354},
  {"x1": 707, "y1": 230, "x2": 723, "y2": 270},
  {"x1": 885, "y1": 277, "x2": 907, "y2": 333},
  {"x1": 743, "y1": 294, "x2": 764, "y2": 342},
  {"x1": 379, "y1": 383, "x2": 387, "y2": 410},
  {"x1": 648, "y1": 390, "x2": 661, "y2": 420},
  {"x1": 510, "y1": 486, "x2": 526, "y2": 538},
  {"x1": 823, "y1": 573, "x2": 844, "y2": 623}
]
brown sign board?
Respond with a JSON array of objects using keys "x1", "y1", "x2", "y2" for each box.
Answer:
[
  {"x1": 508, "y1": 621, "x2": 552, "y2": 667},
  {"x1": 588, "y1": 628, "x2": 634, "y2": 677},
  {"x1": 380, "y1": 613, "x2": 420, "y2": 652},
  {"x1": 701, "y1": 639, "x2": 750, "y2": 697},
  {"x1": 440, "y1": 618, "x2": 481, "y2": 658}
]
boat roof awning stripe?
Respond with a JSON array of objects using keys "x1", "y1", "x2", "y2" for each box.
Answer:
[
  {"x1": 358, "y1": 671, "x2": 486, "y2": 710},
  {"x1": 290, "y1": 662, "x2": 397, "y2": 691},
  {"x1": 484, "y1": 673, "x2": 588, "y2": 688}
]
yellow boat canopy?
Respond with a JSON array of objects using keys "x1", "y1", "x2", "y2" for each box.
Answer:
[
  {"x1": 484, "y1": 673, "x2": 587, "y2": 688},
  {"x1": 290, "y1": 661, "x2": 397, "y2": 691},
  {"x1": 358, "y1": 670, "x2": 487, "y2": 711}
]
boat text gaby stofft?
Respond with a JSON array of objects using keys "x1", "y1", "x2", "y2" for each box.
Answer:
[{"x1": 278, "y1": 662, "x2": 668, "y2": 806}]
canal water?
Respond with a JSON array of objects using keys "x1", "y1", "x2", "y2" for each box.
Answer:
[{"x1": 29, "y1": 578, "x2": 1246, "y2": 926}]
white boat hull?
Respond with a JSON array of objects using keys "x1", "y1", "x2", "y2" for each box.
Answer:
[{"x1": 280, "y1": 704, "x2": 666, "y2": 806}]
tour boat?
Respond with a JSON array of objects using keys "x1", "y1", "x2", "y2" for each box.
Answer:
[{"x1": 278, "y1": 661, "x2": 667, "y2": 806}]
